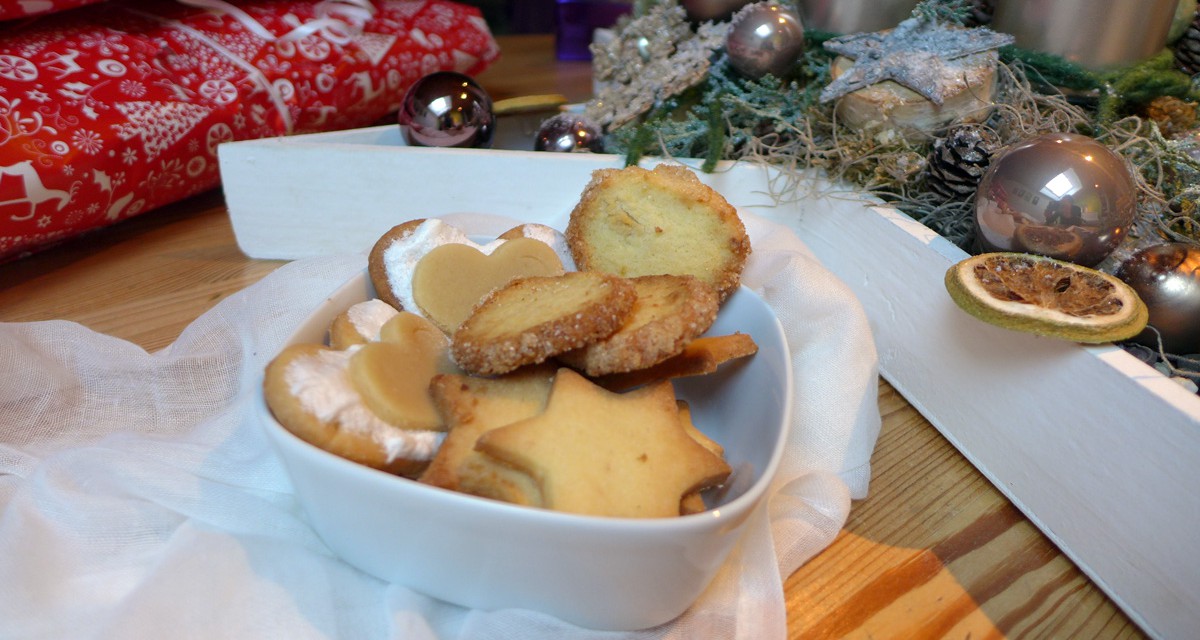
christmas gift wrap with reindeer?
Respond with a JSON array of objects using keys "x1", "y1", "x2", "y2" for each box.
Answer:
[{"x1": 0, "y1": 0, "x2": 498, "y2": 261}]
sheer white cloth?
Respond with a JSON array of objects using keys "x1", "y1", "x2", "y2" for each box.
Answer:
[{"x1": 0, "y1": 212, "x2": 879, "y2": 639}]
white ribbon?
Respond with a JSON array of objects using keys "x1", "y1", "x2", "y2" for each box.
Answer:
[
  {"x1": 176, "y1": 0, "x2": 375, "y2": 45},
  {"x1": 130, "y1": 1, "x2": 378, "y2": 135}
]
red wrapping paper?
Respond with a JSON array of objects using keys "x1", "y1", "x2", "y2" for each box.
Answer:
[
  {"x1": 0, "y1": 0, "x2": 106, "y2": 22},
  {"x1": 0, "y1": 0, "x2": 498, "y2": 260}
]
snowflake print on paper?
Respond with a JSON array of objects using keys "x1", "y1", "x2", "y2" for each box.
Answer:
[
  {"x1": 77, "y1": 28, "x2": 131, "y2": 58},
  {"x1": 0, "y1": 55, "x2": 38, "y2": 82},
  {"x1": 204, "y1": 123, "x2": 231, "y2": 156},
  {"x1": 199, "y1": 79, "x2": 238, "y2": 105},
  {"x1": 71, "y1": 128, "x2": 103, "y2": 153},
  {"x1": 296, "y1": 35, "x2": 333, "y2": 61},
  {"x1": 119, "y1": 79, "x2": 146, "y2": 98}
]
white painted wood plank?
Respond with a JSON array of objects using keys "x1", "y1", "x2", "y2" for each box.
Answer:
[{"x1": 776, "y1": 192, "x2": 1200, "y2": 640}]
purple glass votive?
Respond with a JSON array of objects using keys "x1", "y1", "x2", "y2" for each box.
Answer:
[{"x1": 555, "y1": 0, "x2": 632, "y2": 61}]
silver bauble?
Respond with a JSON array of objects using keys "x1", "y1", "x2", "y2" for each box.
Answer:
[
  {"x1": 1116, "y1": 242, "x2": 1200, "y2": 354},
  {"x1": 534, "y1": 113, "x2": 604, "y2": 153},
  {"x1": 398, "y1": 72, "x2": 494, "y2": 149},
  {"x1": 725, "y1": 3, "x2": 806, "y2": 80},
  {"x1": 974, "y1": 133, "x2": 1137, "y2": 267}
]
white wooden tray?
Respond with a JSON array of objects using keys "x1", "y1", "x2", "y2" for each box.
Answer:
[{"x1": 219, "y1": 125, "x2": 1200, "y2": 640}]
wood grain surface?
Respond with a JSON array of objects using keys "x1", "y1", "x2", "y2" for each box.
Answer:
[{"x1": 0, "y1": 34, "x2": 1146, "y2": 640}]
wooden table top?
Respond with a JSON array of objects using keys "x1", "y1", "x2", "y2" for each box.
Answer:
[{"x1": 0, "y1": 34, "x2": 1145, "y2": 639}]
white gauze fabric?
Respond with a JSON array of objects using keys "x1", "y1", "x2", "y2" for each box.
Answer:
[{"x1": 0, "y1": 211, "x2": 880, "y2": 639}]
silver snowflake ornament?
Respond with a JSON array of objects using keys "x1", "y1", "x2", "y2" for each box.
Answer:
[{"x1": 820, "y1": 17, "x2": 1014, "y2": 105}]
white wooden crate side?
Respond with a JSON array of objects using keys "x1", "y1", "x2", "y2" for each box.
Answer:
[
  {"x1": 772, "y1": 191, "x2": 1200, "y2": 640},
  {"x1": 219, "y1": 127, "x2": 782, "y2": 259},
  {"x1": 220, "y1": 142, "x2": 608, "y2": 258}
]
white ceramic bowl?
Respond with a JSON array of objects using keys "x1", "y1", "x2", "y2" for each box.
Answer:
[{"x1": 257, "y1": 270, "x2": 793, "y2": 630}]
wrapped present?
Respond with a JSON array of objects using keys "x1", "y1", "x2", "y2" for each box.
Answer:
[
  {"x1": 0, "y1": 0, "x2": 498, "y2": 260},
  {"x1": 0, "y1": 0, "x2": 107, "y2": 22}
]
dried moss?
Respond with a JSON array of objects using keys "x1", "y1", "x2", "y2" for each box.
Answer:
[{"x1": 603, "y1": 10, "x2": 1200, "y2": 254}]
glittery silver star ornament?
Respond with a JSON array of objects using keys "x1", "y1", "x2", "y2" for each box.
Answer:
[
  {"x1": 585, "y1": 1, "x2": 730, "y2": 129},
  {"x1": 819, "y1": 17, "x2": 1014, "y2": 105}
]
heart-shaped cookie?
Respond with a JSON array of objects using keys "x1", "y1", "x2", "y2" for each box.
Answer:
[
  {"x1": 411, "y1": 236, "x2": 565, "y2": 334},
  {"x1": 348, "y1": 311, "x2": 458, "y2": 430},
  {"x1": 368, "y1": 219, "x2": 574, "y2": 328}
]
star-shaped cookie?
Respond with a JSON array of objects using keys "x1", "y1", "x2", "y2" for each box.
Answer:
[
  {"x1": 420, "y1": 366, "x2": 557, "y2": 506},
  {"x1": 475, "y1": 368, "x2": 731, "y2": 518},
  {"x1": 820, "y1": 17, "x2": 1014, "y2": 105}
]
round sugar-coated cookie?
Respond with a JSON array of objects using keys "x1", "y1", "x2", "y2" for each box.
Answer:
[
  {"x1": 565, "y1": 164, "x2": 751, "y2": 301},
  {"x1": 451, "y1": 271, "x2": 636, "y2": 376},
  {"x1": 557, "y1": 274, "x2": 719, "y2": 376}
]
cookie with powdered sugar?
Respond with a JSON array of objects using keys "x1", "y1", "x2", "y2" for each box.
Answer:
[{"x1": 367, "y1": 218, "x2": 572, "y2": 334}]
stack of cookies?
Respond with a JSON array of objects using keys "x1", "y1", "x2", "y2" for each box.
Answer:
[{"x1": 264, "y1": 164, "x2": 757, "y2": 518}]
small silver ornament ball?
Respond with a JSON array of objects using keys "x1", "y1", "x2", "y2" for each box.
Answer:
[
  {"x1": 725, "y1": 3, "x2": 806, "y2": 80},
  {"x1": 534, "y1": 113, "x2": 604, "y2": 153},
  {"x1": 398, "y1": 72, "x2": 494, "y2": 149},
  {"x1": 1116, "y1": 242, "x2": 1200, "y2": 354},
  {"x1": 974, "y1": 133, "x2": 1137, "y2": 267}
]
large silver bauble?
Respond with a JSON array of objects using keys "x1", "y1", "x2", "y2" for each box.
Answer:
[
  {"x1": 725, "y1": 3, "x2": 806, "y2": 80},
  {"x1": 974, "y1": 133, "x2": 1137, "y2": 267},
  {"x1": 1116, "y1": 242, "x2": 1200, "y2": 354},
  {"x1": 398, "y1": 72, "x2": 494, "y2": 149}
]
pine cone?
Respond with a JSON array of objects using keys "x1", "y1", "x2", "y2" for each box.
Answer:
[
  {"x1": 1143, "y1": 95, "x2": 1198, "y2": 138},
  {"x1": 926, "y1": 125, "x2": 1001, "y2": 202},
  {"x1": 961, "y1": 0, "x2": 994, "y2": 28},
  {"x1": 1175, "y1": 10, "x2": 1200, "y2": 75}
]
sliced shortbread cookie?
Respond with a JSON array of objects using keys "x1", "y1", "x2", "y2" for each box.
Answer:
[
  {"x1": 558, "y1": 274, "x2": 719, "y2": 376},
  {"x1": 451, "y1": 272, "x2": 636, "y2": 376}
]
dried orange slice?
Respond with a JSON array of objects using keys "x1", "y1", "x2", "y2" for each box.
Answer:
[{"x1": 945, "y1": 252, "x2": 1148, "y2": 343}]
